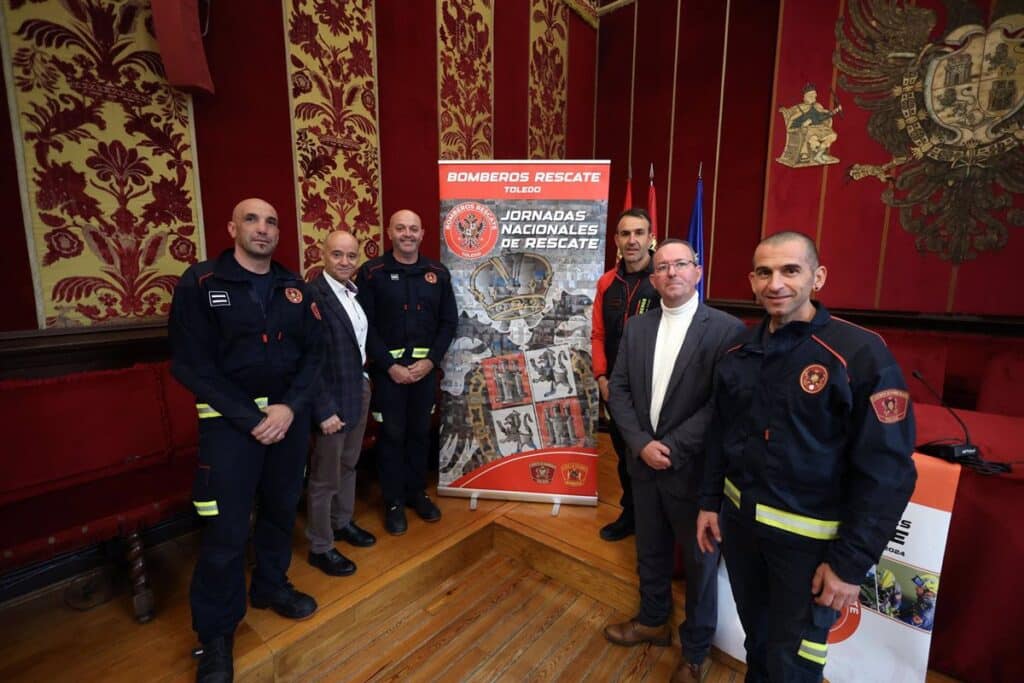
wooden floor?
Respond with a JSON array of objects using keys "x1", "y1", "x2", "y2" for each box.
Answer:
[{"x1": 0, "y1": 435, "x2": 958, "y2": 682}]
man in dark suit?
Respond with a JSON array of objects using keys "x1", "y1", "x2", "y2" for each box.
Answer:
[
  {"x1": 306, "y1": 230, "x2": 377, "y2": 577},
  {"x1": 605, "y1": 238, "x2": 745, "y2": 683}
]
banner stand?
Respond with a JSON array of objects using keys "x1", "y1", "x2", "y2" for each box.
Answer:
[{"x1": 437, "y1": 160, "x2": 610, "y2": 506}]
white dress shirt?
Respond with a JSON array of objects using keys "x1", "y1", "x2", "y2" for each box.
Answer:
[{"x1": 325, "y1": 274, "x2": 368, "y2": 365}]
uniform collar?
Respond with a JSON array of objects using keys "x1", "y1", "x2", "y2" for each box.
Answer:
[
  {"x1": 384, "y1": 250, "x2": 425, "y2": 270},
  {"x1": 213, "y1": 249, "x2": 296, "y2": 283},
  {"x1": 748, "y1": 302, "x2": 831, "y2": 349}
]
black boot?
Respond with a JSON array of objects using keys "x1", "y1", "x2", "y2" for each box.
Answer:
[
  {"x1": 194, "y1": 635, "x2": 233, "y2": 683},
  {"x1": 599, "y1": 510, "x2": 635, "y2": 541}
]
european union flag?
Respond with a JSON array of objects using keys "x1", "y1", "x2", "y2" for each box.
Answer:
[{"x1": 687, "y1": 176, "x2": 705, "y2": 300}]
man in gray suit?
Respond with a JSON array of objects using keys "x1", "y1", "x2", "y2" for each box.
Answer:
[
  {"x1": 605, "y1": 238, "x2": 744, "y2": 683},
  {"x1": 306, "y1": 230, "x2": 377, "y2": 577}
]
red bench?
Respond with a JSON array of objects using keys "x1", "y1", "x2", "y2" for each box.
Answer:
[{"x1": 0, "y1": 361, "x2": 198, "y2": 621}]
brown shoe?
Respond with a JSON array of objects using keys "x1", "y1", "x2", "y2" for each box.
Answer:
[
  {"x1": 602, "y1": 619, "x2": 672, "y2": 647},
  {"x1": 671, "y1": 656, "x2": 711, "y2": 683}
]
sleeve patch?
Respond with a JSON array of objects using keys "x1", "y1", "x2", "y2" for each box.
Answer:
[
  {"x1": 870, "y1": 389, "x2": 910, "y2": 423},
  {"x1": 310, "y1": 302, "x2": 322, "y2": 320}
]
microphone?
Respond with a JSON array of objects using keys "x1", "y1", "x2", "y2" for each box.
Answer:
[{"x1": 911, "y1": 370, "x2": 978, "y2": 463}]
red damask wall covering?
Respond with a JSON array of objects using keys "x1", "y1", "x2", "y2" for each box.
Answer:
[
  {"x1": 0, "y1": 0, "x2": 598, "y2": 332},
  {"x1": 594, "y1": 0, "x2": 779, "y2": 301}
]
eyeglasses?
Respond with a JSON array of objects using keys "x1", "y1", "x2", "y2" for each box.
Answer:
[{"x1": 654, "y1": 259, "x2": 697, "y2": 274}]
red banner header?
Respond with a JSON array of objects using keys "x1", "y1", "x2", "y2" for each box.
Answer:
[{"x1": 439, "y1": 161, "x2": 610, "y2": 201}]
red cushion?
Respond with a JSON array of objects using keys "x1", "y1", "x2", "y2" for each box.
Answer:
[
  {"x1": 977, "y1": 351, "x2": 1024, "y2": 417},
  {"x1": 0, "y1": 366, "x2": 172, "y2": 506},
  {"x1": 158, "y1": 361, "x2": 200, "y2": 458},
  {"x1": 0, "y1": 458, "x2": 195, "y2": 571}
]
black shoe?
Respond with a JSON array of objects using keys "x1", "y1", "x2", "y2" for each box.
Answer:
[
  {"x1": 599, "y1": 512, "x2": 635, "y2": 541},
  {"x1": 307, "y1": 548, "x2": 356, "y2": 577},
  {"x1": 194, "y1": 635, "x2": 233, "y2": 683},
  {"x1": 406, "y1": 491, "x2": 441, "y2": 522},
  {"x1": 334, "y1": 521, "x2": 377, "y2": 547},
  {"x1": 250, "y1": 583, "x2": 317, "y2": 620},
  {"x1": 385, "y1": 501, "x2": 408, "y2": 535}
]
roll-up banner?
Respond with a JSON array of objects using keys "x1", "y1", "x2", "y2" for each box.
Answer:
[
  {"x1": 713, "y1": 454, "x2": 961, "y2": 682},
  {"x1": 437, "y1": 160, "x2": 609, "y2": 505}
]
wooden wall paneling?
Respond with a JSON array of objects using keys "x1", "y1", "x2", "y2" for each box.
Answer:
[
  {"x1": 706, "y1": 0, "x2": 779, "y2": 301},
  {"x1": 666, "y1": 0, "x2": 727, "y2": 242},
  {"x1": 566, "y1": 10, "x2": 597, "y2": 160},
  {"x1": 593, "y1": 3, "x2": 636, "y2": 268}
]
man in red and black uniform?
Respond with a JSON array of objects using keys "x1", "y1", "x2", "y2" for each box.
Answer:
[
  {"x1": 170, "y1": 198, "x2": 324, "y2": 683},
  {"x1": 697, "y1": 232, "x2": 916, "y2": 682},
  {"x1": 357, "y1": 209, "x2": 457, "y2": 536},
  {"x1": 592, "y1": 208, "x2": 660, "y2": 541}
]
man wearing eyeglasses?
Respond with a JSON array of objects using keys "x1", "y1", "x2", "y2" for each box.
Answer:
[{"x1": 605, "y1": 238, "x2": 744, "y2": 683}]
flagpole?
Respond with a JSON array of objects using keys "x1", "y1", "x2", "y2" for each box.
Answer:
[{"x1": 688, "y1": 162, "x2": 705, "y2": 300}]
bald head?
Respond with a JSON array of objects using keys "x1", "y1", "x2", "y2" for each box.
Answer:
[
  {"x1": 756, "y1": 231, "x2": 819, "y2": 268},
  {"x1": 322, "y1": 229, "x2": 360, "y2": 284},
  {"x1": 388, "y1": 208, "x2": 423, "y2": 264},
  {"x1": 231, "y1": 198, "x2": 277, "y2": 226},
  {"x1": 228, "y1": 197, "x2": 279, "y2": 272}
]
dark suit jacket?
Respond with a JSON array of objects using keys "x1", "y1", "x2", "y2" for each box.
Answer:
[
  {"x1": 606, "y1": 302, "x2": 745, "y2": 497},
  {"x1": 310, "y1": 274, "x2": 367, "y2": 430}
]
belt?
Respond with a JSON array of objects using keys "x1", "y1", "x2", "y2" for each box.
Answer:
[
  {"x1": 723, "y1": 478, "x2": 839, "y2": 541},
  {"x1": 196, "y1": 396, "x2": 269, "y2": 419}
]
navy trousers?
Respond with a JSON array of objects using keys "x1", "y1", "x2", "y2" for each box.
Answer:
[
  {"x1": 189, "y1": 412, "x2": 309, "y2": 643},
  {"x1": 372, "y1": 368, "x2": 436, "y2": 502},
  {"x1": 633, "y1": 476, "x2": 718, "y2": 664},
  {"x1": 720, "y1": 503, "x2": 839, "y2": 683}
]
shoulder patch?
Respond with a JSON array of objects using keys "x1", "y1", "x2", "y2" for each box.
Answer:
[
  {"x1": 799, "y1": 364, "x2": 829, "y2": 394},
  {"x1": 424, "y1": 271, "x2": 437, "y2": 284},
  {"x1": 285, "y1": 287, "x2": 303, "y2": 304},
  {"x1": 310, "y1": 301, "x2": 322, "y2": 320},
  {"x1": 870, "y1": 389, "x2": 910, "y2": 423}
]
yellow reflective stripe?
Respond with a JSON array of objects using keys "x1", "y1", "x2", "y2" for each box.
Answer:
[
  {"x1": 755, "y1": 504, "x2": 839, "y2": 540},
  {"x1": 797, "y1": 639, "x2": 828, "y2": 665},
  {"x1": 724, "y1": 478, "x2": 740, "y2": 508},
  {"x1": 411, "y1": 347, "x2": 430, "y2": 359},
  {"x1": 193, "y1": 500, "x2": 219, "y2": 517},
  {"x1": 196, "y1": 397, "x2": 269, "y2": 419},
  {"x1": 389, "y1": 348, "x2": 405, "y2": 359},
  {"x1": 196, "y1": 404, "x2": 220, "y2": 419}
]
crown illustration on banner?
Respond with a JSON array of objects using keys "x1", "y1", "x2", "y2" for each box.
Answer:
[{"x1": 469, "y1": 250, "x2": 553, "y2": 321}]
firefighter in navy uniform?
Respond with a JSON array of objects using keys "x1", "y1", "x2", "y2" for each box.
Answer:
[
  {"x1": 169, "y1": 198, "x2": 323, "y2": 683},
  {"x1": 697, "y1": 232, "x2": 916, "y2": 683},
  {"x1": 357, "y1": 209, "x2": 457, "y2": 535},
  {"x1": 591, "y1": 208, "x2": 660, "y2": 542}
]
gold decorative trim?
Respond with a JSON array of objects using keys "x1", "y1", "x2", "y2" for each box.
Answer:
[{"x1": 562, "y1": 0, "x2": 598, "y2": 29}]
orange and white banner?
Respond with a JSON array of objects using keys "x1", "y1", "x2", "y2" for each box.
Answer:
[
  {"x1": 437, "y1": 160, "x2": 609, "y2": 504},
  {"x1": 713, "y1": 454, "x2": 961, "y2": 682}
]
